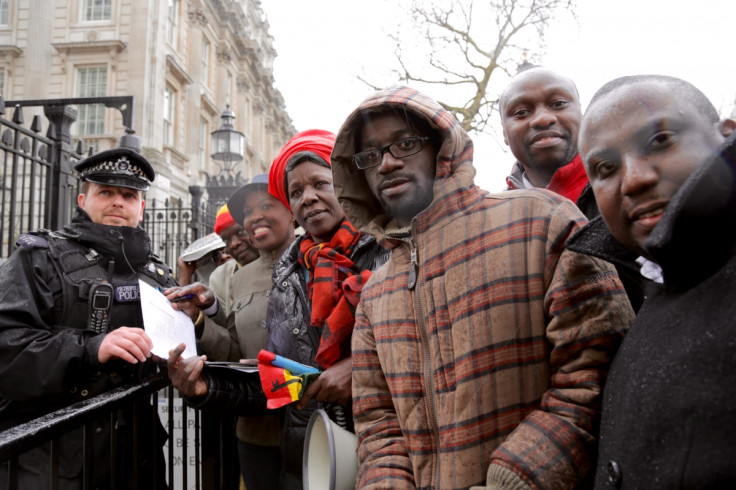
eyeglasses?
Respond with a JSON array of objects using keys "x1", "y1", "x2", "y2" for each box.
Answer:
[{"x1": 352, "y1": 136, "x2": 430, "y2": 170}]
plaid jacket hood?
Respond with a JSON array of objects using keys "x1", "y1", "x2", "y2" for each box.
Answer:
[{"x1": 331, "y1": 85, "x2": 478, "y2": 242}]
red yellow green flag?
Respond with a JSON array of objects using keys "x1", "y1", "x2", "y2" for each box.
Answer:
[{"x1": 257, "y1": 350, "x2": 320, "y2": 409}]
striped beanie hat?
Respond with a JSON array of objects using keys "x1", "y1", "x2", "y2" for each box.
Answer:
[{"x1": 213, "y1": 204, "x2": 237, "y2": 235}]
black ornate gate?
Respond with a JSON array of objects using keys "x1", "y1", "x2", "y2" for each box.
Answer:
[{"x1": 0, "y1": 96, "x2": 218, "y2": 282}]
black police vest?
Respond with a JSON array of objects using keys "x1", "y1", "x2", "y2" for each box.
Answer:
[{"x1": 31, "y1": 230, "x2": 176, "y2": 332}]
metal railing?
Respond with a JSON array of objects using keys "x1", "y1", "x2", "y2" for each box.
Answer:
[{"x1": 0, "y1": 374, "x2": 240, "y2": 490}]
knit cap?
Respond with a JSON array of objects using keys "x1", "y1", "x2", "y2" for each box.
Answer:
[{"x1": 213, "y1": 204, "x2": 236, "y2": 235}]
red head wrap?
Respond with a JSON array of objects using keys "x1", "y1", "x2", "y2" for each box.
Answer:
[
  {"x1": 268, "y1": 129, "x2": 336, "y2": 210},
  {"x1": 213, "y1": 204, "x2": 237, "y2": 235}
]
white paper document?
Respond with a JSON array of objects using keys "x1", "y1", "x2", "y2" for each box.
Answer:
[{"x1": 138, "y1": 279, "x2": 198, "y2": 359}]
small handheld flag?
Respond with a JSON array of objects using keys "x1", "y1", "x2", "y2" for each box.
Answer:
[{"x1": 257, "y1": 350, "x2": 320, "y2": 409}]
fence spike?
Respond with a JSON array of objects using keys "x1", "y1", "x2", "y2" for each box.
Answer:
[
  {"x1": 0, "y1": 95, "x2": 5, "y2": 115},
  {"x1": 12, "y1": 104, "x2": 23, "y2": 125},
  {"x1": 30, "y1": 115, "x2": 42, "y2": 133},
  {"x1": 75, "y1": 140, "x2": 84, "y2": 154}
]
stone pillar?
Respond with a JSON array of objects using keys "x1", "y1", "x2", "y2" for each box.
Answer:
[{"x1": 44, "y1": 104, "x2": 78, "y2": 230}]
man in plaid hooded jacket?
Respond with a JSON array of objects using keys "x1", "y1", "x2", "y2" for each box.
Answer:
[{"x1": 330, "y1": 86, "x2": 634, "y2": 489}]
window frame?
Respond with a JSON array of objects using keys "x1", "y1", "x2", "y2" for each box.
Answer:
[
  {"x1": 74, "y1": 65, "x2": 108, "y2": 136},
  {"x1": 201, "y1": 37, "x2": 210, "y2": 86},
  {"x1": 163, "y1": 85, "x2": 175, "y2": 147},
  {"x1": 81, "y1": 0, "x2": 112, "y2": 22},
  {"x1": 166, "y1": 0, "x2": 178, "y2": 47},
  {"x1": 198, "y1": 119, "x2": 208, "y2": 171},
  {"x1": 0, "y1": 0, "x2": 9, "y2": 26}
]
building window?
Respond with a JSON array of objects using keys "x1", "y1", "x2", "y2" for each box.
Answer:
[
  {"x1": 0, "y1": 0, "x2": 9, "y2": 26},
  {"x1": 166, "y1": 0, "x2": 178, "y2": 46},
  {"x1": 75, "y1": 66, "x2": 107, "y2": 135},
  {"x1": 201, "y1": 38, "x2": 210, "y2": 86},
  {"x1": 198, "y1": 119, "x2": 208, "y2": 170},
  {"x1": 163, "y1": 85, "x2": 174, "y2": 146},
  {"x1": 83, "y1": 0, "x2": 112, "y2": 22}
]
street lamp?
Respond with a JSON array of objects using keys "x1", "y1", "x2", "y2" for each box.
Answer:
[
  {"x1": 203, "y1": 105, "x2": 247, "y2": 205},
  {"x1": 210, "y1": 104, "x2": 244, "y2": 174}
]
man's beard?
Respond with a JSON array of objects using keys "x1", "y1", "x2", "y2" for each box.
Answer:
[{"x1": 377, "y1": 183, "x2": 434, "y2": 225}]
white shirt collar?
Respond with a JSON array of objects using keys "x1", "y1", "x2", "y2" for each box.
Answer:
[{"x1": 635, "y1": 256, "x2": 664, "y2": 284}]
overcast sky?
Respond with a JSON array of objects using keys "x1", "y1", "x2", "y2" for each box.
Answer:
[{"x1": 261, "y1": 0, "x2": 735, "y2": 191}]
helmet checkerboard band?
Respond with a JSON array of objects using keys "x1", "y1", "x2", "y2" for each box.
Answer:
[{"x1": 80, "y1": 156, "x2": 147, "y2": 179}]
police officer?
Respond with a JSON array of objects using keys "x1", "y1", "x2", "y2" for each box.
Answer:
[{"x1": 0, "y1": 147, "x2": 175, "y2": 489}]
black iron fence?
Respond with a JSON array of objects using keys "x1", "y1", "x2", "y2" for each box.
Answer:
[
  {"x1": 0, "y1": 96, "x2": 218, "y2": 279},
  {"x1": 141, "y1": 196, "x2": 218, "y2": 277},
  {"x1": 0, "y1": 100, "x2": 84, "y2": 259}
]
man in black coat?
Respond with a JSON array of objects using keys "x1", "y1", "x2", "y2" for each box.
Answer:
[
  {"x1": 0, "y1": 147, "x2": 176, "y2": 489},
  {"x1": 573, "y1": 74, "x2": 736, "y2": 488}
]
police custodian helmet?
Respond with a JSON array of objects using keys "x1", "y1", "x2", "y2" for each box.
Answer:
[{"x1": 74, "y1": 147, "x2": 155, "y2": 191}]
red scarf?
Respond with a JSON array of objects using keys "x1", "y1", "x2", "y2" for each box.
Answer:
[
  {"x1": 298, "y1": 219, "x2": 372, "y2": 369},
  {"x1": 547, "y1": 154, "x2": 589, "y2": 203}
]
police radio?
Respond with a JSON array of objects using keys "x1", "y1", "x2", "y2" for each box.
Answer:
[{"x1": 88, "y1": 282, "x2": 114, "y2": 334}]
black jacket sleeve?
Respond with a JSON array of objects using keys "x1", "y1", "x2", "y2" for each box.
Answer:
[
  {"x1": 185, "y1": 367, "x2": 269, "y2": 418},
  {"x1": 0, "y1": 246, "x2": 103, "y2": 401}
]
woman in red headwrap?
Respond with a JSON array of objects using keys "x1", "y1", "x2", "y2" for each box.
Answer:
[
  {"x1": 166, "y1": 130, "x2": 388, "y2": 489},
  {"x1": 264, "y1": 130, "x2": 388, "y2": 487}
]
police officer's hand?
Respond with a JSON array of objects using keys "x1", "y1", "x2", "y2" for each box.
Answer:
[
  {"x1": 165, "y1": 283, "x2": 216, "y2": 321},
  {"x1": 167, "y1": 343, "x2": 208, "y2": 398},
  {"x1": 98, "y1": 327, "x2": 153, "y2": 364},
  {"x1": 295, "y1": 356, "x2": 352, "y2": 409}
]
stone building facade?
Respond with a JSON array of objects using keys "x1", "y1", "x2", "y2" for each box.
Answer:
[{"x1": 0, "y1": 0, "x2": 294, "y2": 205}]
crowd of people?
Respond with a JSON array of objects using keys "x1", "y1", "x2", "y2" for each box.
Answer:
[{"x1": 0, "y1": 65, "x2": 734, "y2": 490}]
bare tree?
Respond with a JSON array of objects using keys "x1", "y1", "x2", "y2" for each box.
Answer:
[{"x1": 362, "y1": 0, "x2": 576, "y2": 133}]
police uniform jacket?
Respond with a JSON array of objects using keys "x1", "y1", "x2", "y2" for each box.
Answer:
[{"x1": 0, "y1": 207, "x2": 177, "y2": 430}]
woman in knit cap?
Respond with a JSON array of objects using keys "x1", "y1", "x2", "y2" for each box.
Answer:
[
  {"x1": 167, "y1": 129, "x2": 388, "y2": 489},
  {"x1": 168, "y1": 177, "x2": 296, "y2": 490}
]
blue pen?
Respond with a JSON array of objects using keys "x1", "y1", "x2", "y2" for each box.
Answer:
[{"x1": 170, "y1": 293, "x2": 196, "y2": 303}]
